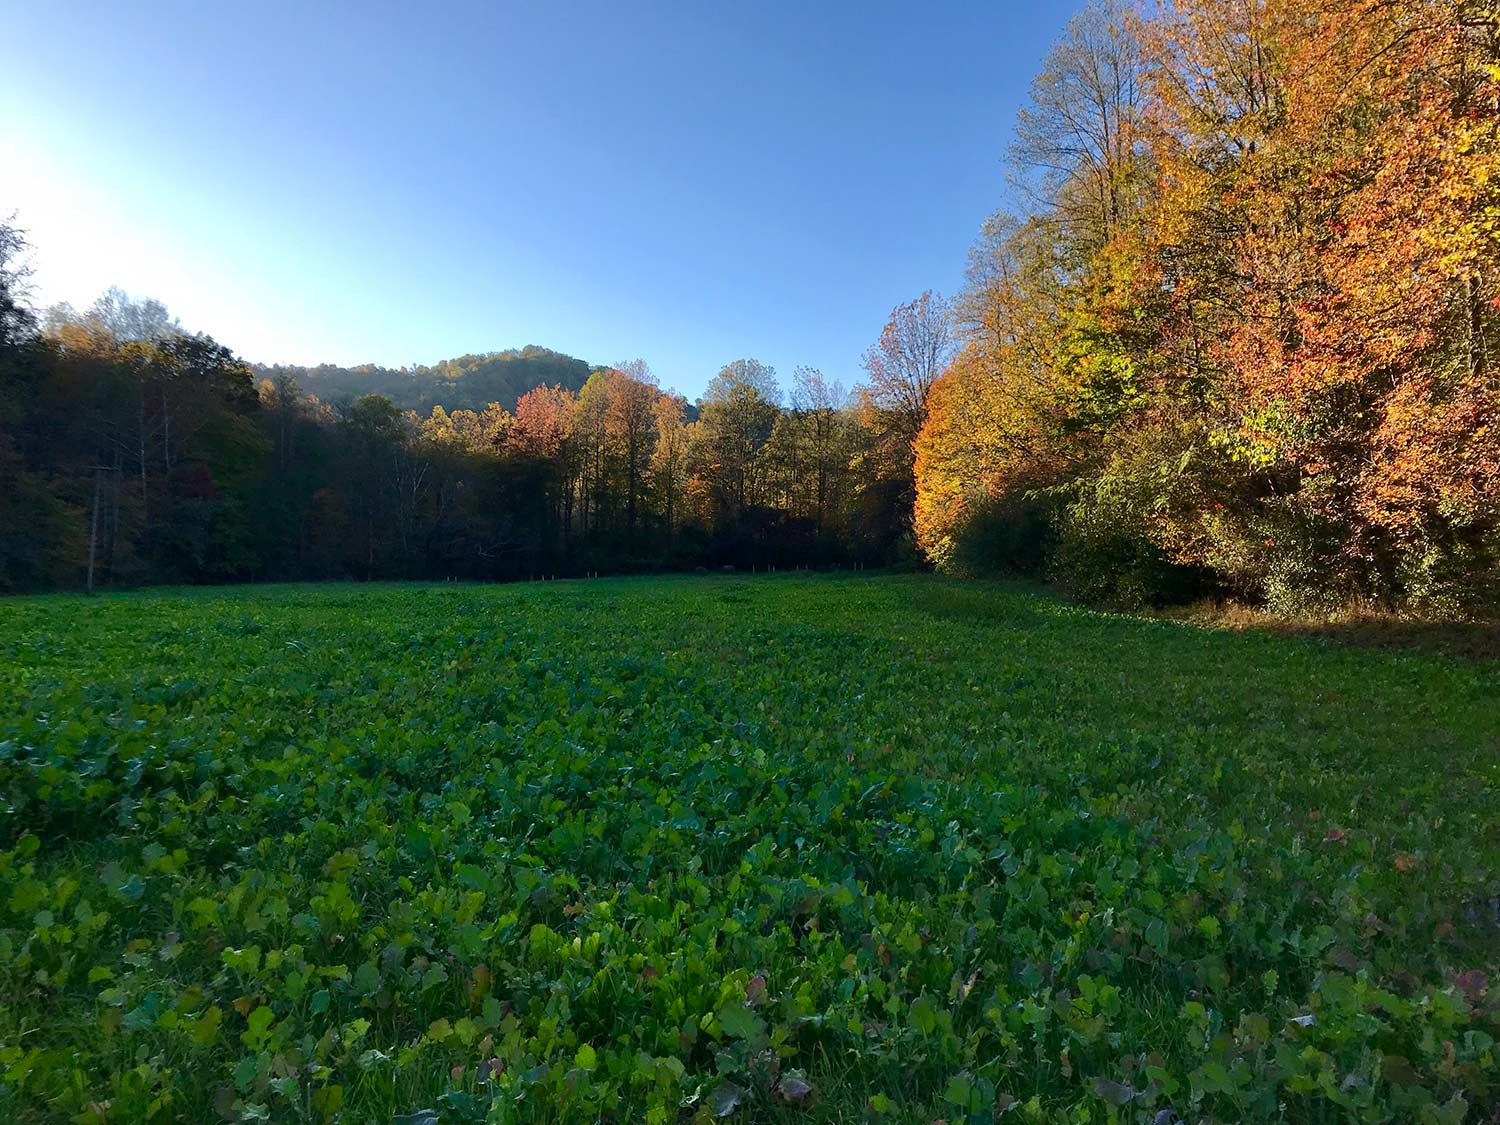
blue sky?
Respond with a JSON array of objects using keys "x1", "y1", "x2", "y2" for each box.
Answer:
[{"x1": 2, "y1": 1, "x2": 1071, "y2": 399}]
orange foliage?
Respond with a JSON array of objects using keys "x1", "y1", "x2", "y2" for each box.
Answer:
[
  {"x1": 919, "y1": 0, "x2": 1500, "y2": 608},
  {"x1": 508, "y1": 384, "x2": 575, "y2": 460}
]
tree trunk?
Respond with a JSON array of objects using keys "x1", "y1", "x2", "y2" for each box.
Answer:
[
  {"x1": 160, "y1": 386, "x2": 172, "y2": 471},
  {"x1": 138, "y1": 391, "x2": 150, "y2": 530},
  {"x1": 108, "y1": 453, "x2": 121, "y2": 585},
  {"x1": 87, "y1": 466, "x2": 102, "y2": 594},
  {"x1": 626, "y1": 447, "x2": 638, "y2": 549}
]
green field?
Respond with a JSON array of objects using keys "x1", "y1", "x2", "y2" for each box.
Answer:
[{"x1": 1, "y1": 576, "x2": 1496, "y2": 1123}]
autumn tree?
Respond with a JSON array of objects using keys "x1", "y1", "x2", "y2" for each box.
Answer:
[
  {"x1": 509, "y1": 384, "x2": 575, "y2": 461},
  {"x1": 509, "y1": 383, "x2": 578, "y2": 547},
  {"x1": 861, "y1": 290, "x2": 954, "y2": 444},
  {"x1": 691, "y1": 359, "x2": 779, "y2": 523},
  {"x1": 650, "y1": 391, "x2": 690, "y2": 539},
  {"x1": 605, "y1": 360, "x2": 660, "y2": 548},
  {"x1": 0, "y1": 217, "x2": 76, "y2": 590},
  {"x1": 1011, "y1": 0, "x2": 1144, "y2": 250},
  {"x1": 916, "y1": 0, "x2": 1500, "y2": 613},
  {"x1": 789, "y1": 366, "x2": 853, "y2": 534},
  {"x1": 0, "y1": 216, "x2": 34, "y2": 354}
]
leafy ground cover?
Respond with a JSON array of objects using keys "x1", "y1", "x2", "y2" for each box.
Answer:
[{"x1": 1, "y1": 575, "x2": 1497, "y2": 1123}]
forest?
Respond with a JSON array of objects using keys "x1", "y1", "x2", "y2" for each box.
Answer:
[
  {"x1": 916, "y1": 0, "x2": 1500, "y2": 615},
  {"x1": 3, "y1": 0, "x2": 1498, "y2": 616},
  {"x1": 0, "y1": 265, "x2": 944, "y2": 589}
]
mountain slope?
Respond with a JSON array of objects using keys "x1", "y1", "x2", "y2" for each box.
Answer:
[{"x1": 254, "y1": 345, "x2": 593, "y2": 413}]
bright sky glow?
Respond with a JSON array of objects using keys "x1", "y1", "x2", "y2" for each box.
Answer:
[{"x1": 2, "y1": 1, "x2": 1072, "y2": 396}]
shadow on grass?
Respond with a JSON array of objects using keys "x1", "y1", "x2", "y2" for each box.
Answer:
[
  {"x1": 1154, "y1": 603, "x2": 1500, "y2": 663},
  {"x1": 906, "y1": 576, "x2": 1500, "y2": 663}
]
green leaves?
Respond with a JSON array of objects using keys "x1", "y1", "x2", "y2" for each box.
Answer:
[
  {"x1": 241, "y1": 1005, "x2": 275, "y2": 1051},
  {"x1": 115, "y1": 873, "x2": 145, "y2": 902},
  {"x1": 353, "y1": 962, "x2": 381, "y2": 996},
  {"x1": 1091, "y1": 1077, "x2": 1135, "y2": 1106},
  {"x1": 122, "y1": 992, "x2": 163, "y2": 1031},
  {"x1": 1144, "y1": 916, "x2": 1169, "y2": 955},
  {"x1": 708, "y1": 1080, "x2": 743, "y2": 1117},
  {"x1": 190, "y1": 1005, "x2": 223, "y2": 1045},
  {"x1": 716, "y1": 1002, "x2": 764, "y2": 1042},
  {"x1": 0, "y1": 576, "x2": 1494, "y2": 1122},
  {"x1": 910, "y1": 995, "x2": 939, "y2": 1035},
  {"x1": 943, "y1": 1072, "x2": 990, "y2": 1111}
]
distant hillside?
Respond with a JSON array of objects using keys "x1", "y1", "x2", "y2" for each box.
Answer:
[{"x1": 254, "y1": 345, "x2": 593, "y2": 413}]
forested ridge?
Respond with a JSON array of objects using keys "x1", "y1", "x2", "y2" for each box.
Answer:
[
  {"x1": 252, "y1": 347, "x2": 594, "y2": 416},
  {"x1": 4, "y1": 0, "x2": 1498, "y2": 613}
]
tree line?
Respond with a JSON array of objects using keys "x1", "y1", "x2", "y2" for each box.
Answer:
[
  {"x1": 0, "y1": 231, "x2": 950, "y2": 591},
  {"x1": 6, "y1": 0, "x2": 1493, "y2": 612},
  {"x1": 915, "y1": 0, "x2": 1499, "y2": 614}
]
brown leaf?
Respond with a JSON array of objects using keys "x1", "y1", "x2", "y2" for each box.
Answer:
[
  {"x1": 1455, "y1": 970, "x2": 1488, "y2": 999},
  {"x1": 746, "y1": 974, "x2": 768, "y2": 1006}
]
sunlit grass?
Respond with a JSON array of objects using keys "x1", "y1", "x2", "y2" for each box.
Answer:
[{"x1": 1, "y1": 575, "x2": 1496, "y2": 1122}]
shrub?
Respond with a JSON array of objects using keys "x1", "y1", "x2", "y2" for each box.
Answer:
[
  {"x1": 1051, "y1": 477, "x2": 1213, "y2": 608},
  {"x1": 940, "y1": 488, "x2": 1058, "y2": 579}
]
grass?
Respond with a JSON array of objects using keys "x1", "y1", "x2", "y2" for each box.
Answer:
[
  {"x1": 1152, "y1": 599, "x2": 1500, "y2": 664},
  {"x1": 0, "y1": 574, "x2": 1496, "y2": 1123}
]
